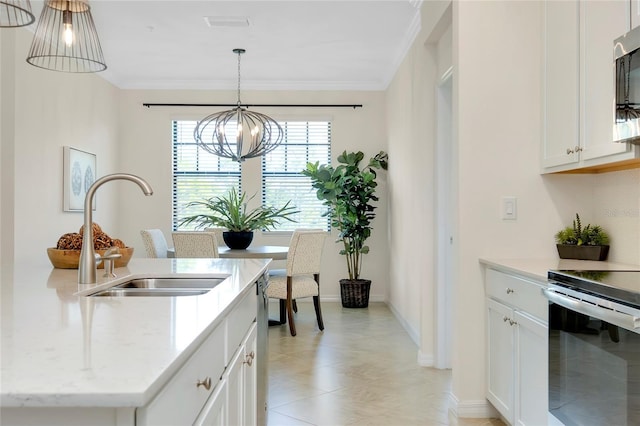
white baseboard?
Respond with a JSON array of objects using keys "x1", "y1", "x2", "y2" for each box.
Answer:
[
  {"x1": 448, "y1": 393, "x2": 499, "y2": 419},
  {"x1": 387, "y1": 301, "x2": 419, "y2": 345},
  {"x1": 417, "y1": 350, "x2": 434, "y2": 367}
]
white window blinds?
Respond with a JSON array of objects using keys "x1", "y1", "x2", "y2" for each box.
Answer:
[
  {"x1": 172, "y1": 120, "x2": 241, "y2": 230},
  {"x1": 261, "y1": 121, "x2": 331, "y2": 231}
]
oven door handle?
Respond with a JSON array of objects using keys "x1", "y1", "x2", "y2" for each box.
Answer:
[{"x1": 542, "y1": 287, "x2": 640, "y2": 332}]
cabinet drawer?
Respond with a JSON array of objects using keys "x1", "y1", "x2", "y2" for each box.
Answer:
[
  {"x1": 226, "y1": 285, "x2": 257, "y2": 363},
  {"x1": 486, "y1": 269, "x2": 547, "y2": 322},
  {"x1": 137, "y1": 323, "x2": 226, "y2": 426}
]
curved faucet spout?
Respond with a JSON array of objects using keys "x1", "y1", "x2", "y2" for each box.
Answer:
[{"x1": 79, "y1": 173, "x2": 153, "y2": 284}]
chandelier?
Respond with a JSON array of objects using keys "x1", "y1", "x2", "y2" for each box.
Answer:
[
  {"x1": 0, "y1": 0, "x2": 35, "y2": 27},
  {"x1": 26, "y1": 0, "x2": 106, "y2": 73},
  {"x1": 194, "y1": 49, "x2": 284, "y2": 162}
]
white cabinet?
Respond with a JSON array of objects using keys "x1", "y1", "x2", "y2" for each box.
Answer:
[
  {"x1": 139, "y1": 283, "x2": 258, "y2": 426},
  {"x1": 195, "y1": 379, "x2": 227, "y2": 426},
  {"x1": 542, "y1": 0, "x2": 580, "y2": 170},
  {"x1": 226, "y1": 322, "x2": 257, "y2": 426},
  {"x1": 485, "y1": 268, "x2": 548, "y2": 426},
  {"x1": 543, "y1": 0, "x2": 640, "y2": 173}
]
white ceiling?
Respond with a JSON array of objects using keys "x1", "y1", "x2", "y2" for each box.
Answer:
[{"x1": 31, "y1": 0, "x2": 422, "y2": 91}]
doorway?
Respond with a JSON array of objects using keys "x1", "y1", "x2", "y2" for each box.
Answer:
[{"x1": 435, "y1": 67, "x2": 454, "y2": 369}]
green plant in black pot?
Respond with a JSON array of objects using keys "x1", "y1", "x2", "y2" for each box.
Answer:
[
  {"x1": 302, "y1": 150, "x2": 388, "y2": 308},
  {"x1": 179, "y1": 188, "x2": 298, "y2": 249},
  {"x1": 554, "y1": 213, "x2": 610, "y2": 260}
]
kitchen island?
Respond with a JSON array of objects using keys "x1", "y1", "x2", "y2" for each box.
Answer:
[{"x1": 0, "y1": 257, "x2": 270, "y2": 425}]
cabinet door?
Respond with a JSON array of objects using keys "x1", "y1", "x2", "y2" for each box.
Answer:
[
  {"x1": 225, "y1": 346, "x2": 244, "y2": 426},
  {"x1": 195, "y1": 380, "x2": 227, "y2": 426},
  {"x1": 542, "y1": 0, "x2": 581, "y2": 169},
  {"x1": 486, "y1": 298, "x2": 515, "y2": 423},
  {"x1": 243, "y1": 323, "x2": 258, "y2": 426},
  {"x1": 581, "y1": 0, "x2": 634, "y2": 162},
  {"x1": 514, "y1": 311, "x2": 548, "y2": 426}
]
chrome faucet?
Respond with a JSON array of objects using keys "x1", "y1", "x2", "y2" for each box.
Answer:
[{"x1": 78, "y1": 173, "x2": 153, "y2": 284}]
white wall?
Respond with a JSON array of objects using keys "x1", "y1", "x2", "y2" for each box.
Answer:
[
  {"x1": 5, "y1": 28, "x2": 120, "y2": 266},
  {"x1": 385, "y1": 0, "x2": 451, "y2": 352},
  {"x1": 116, "y1": 89, "x2": 390, "y2": 302},
  {"x1": 385, "y1": 0, "x2": 613, "y2": 418}
]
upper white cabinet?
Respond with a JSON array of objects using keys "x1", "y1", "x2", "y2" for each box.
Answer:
[
  {"x1": 543, "y1": 0, "x2": 640, "y2": 173},
  {"x1": 543, "y1": 0, "x2": 581, "y2": 170}
]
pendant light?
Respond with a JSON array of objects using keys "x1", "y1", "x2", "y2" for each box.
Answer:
[
  {"x1": 0, "y1": 0, "x2": 35, "y2": 27},
  {"x1": 194, "y1": 48, "x2": 284, "y2": 162},
  {"x1": 26, "y1": 0, "x2": 106, "y2": 73}
]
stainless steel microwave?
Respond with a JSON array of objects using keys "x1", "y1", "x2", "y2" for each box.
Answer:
[{"x1": 614, "y1": 26, "x2": 640, "y2": 144}]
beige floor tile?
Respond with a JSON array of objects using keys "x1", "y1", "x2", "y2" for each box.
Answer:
[{"x1": 266, "y1": 301, "x2": 505, "y2": 426}]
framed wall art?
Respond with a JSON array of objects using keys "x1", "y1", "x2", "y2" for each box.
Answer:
[{"x1": 63, "y1": 146, "x2": 96, "y2": 212}]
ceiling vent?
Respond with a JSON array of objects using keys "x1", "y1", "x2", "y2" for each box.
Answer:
[{"x1": 204, "y1": 16, "x2": 250, "y2": 27}]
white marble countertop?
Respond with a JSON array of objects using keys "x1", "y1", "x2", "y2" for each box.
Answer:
[
  {"x1": 0, "y1": 258, "x2": 270, "y2": 408},
  {"x1": 480, "y1": 257, "x2": 640, "y2": 282}
]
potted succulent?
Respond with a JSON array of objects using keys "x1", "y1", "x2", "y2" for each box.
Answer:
[
  {"x1": 302, "y1": 150, "x2": 388, "y2": 308},
  {"x1": 555, "y1": 213, "x2": 610, "y2": 261},
  {"x1": 179, "y1": 188, "x2": 298, "y2": 249}
]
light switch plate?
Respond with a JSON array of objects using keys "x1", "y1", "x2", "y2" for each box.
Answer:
[{"x1": 501, "y1": 196, "x2": 517, "y2": 220}]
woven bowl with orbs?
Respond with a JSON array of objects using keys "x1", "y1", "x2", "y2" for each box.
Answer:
[{"x1": 47, "y1": 247, "x2": 134, "y2": 269}]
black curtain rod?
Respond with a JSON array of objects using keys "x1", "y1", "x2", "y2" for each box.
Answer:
[{"x1": 142, "y1": 103, "x2": 362, "y2": 109}]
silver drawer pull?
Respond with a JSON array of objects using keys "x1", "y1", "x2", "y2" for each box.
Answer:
[
  {"x1": 196, "y1": 377, "x2": 212, "y2": 391},
  {"x1": 243, "y1": 351, "x2": 255, "y2": 367},
  {"x1": 506, "y1": 288, "x2": 514, "y2": 294}
]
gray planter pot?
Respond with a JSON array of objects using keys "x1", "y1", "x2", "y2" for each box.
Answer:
[{"x1": 556, "y1": 244, "x2": 609, "y2": 261}]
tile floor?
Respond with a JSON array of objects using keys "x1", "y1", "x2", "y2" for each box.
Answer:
[{"x1": 266, "y1": 301, "x2": 505, "y2": 426}]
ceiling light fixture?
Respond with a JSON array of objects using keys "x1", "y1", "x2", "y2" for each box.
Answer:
[
  {"x1": 26, "y1": 0, "x2": 106, "y2": 73},
  {"x1": 0, "y1": 0, "x2": 35, "y2": 27},
  {"x1": 194, "y1": 48, "x2": 284, "y2": 162}
]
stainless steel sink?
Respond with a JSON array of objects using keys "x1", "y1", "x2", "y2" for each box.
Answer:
[
  {"x1": 88, "y1": 276, "x2": 228, "y2": 297},
  {"x1": 90, "y1": 288, "x2": 210, "y2": 297},
  {"x1": 113, "y1": 277, "x2": 227, "y2": 289}
]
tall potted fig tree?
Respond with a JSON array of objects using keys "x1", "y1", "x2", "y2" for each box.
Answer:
[{"x1": 302, "y1": 150, "x2": 388, "y2": 308}]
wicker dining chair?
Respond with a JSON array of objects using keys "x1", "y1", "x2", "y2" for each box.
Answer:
[
  {"x1": 266, "y1": 230, "x2": 328, "y2": 336},
  {"x1": 140, "y1": 229, "x2": 169, "y2": 258},
  {"x1": 171, "y1": 231, "x2": 219, "y2": 258}
]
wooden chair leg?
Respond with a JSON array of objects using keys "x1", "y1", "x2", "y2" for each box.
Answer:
[
  {"x1": 286, "y1": 277, "x2": 296, "y2": 336},
  {"x1": 313, "y1": 296, "x2": 324, "y2": 331},
  {"x1": 292, "y1": 299, "x2": 298, "y2": 313},
  {"x1": 313, "y1": 274, "x2": 324, "y2": 330},
  {"x1": 279, "y1": 299, "x2": 287, "y2": 325}
]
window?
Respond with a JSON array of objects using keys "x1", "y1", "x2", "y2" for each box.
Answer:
[
  {"x1": 172, "y1": 120, "x2": 240, "y2": 230},
  {"x1": 262, "y1": 121, "x2": 331, "y2": 231},
  {"x1": 172, "y1": 119, "x2": 331, "y2": 232}
]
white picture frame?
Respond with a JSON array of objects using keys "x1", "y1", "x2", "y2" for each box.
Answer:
[{"x1": 63, "y1": 146, "x2": 96, "y2": 212}]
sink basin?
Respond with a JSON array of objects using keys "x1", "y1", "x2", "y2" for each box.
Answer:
[
  {"x1": 90, "y1": 288, "x2": 210, "y2": 297},
  {"x1": 88, "y1": 276, "x2": 228, "y2": 297},
  {"x1": 113, "y1": 277, "x2": 227, "y2": 289}
]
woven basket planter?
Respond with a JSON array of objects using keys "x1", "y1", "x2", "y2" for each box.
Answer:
[{"x1": 340, "y1": 279, "x2": 371, "y2": 308}]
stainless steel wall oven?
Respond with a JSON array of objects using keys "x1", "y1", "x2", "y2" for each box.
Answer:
[{"x1": 545, "y1": 270, "x2": 640, "y2": 425}]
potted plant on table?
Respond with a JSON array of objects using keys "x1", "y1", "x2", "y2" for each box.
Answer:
[
  {"x1": 555, "y1": 213, "x2": 610, "y2": 261},
  {"x1": 179, "y1": 188, "x2": 298, "y2": 249},
  {"x1": 302, "y1": 150, "x2": 388, "y2": 308}
]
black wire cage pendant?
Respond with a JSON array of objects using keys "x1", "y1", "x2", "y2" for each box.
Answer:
[
  {"x1": 194, "y1": 49, "x2": 284, "y2": 162},
  {"x1": 0, "y1": 0, "x2": 35, "y2": 27},
  {"x1": 26, "y1": 0, "x2": 106, "y2": 73}
]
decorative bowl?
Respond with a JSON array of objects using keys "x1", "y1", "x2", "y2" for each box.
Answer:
[{"x1": 47, "y1": 247, "x2": 134, "y2": 269}]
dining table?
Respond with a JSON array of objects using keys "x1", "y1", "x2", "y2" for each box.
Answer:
[{"x1": 166, "y1": 245, "x2": 288, "y2": 260}]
